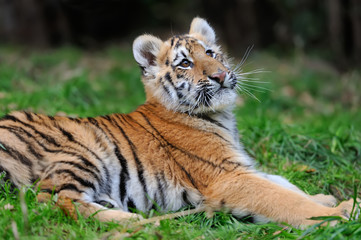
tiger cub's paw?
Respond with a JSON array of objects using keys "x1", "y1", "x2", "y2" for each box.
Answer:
[{"x1": 336, "y1": 198, "x2": 360, "y2": 220}]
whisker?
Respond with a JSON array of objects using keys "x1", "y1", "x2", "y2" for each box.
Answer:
[
  {"x1": 239, "y1": 86, "x2": 267, "y2": 93},
  {"x1": 191, "y1": 89, "x2": 203, "y2": 114},
  {"x1": 236, "y1": 76, "x2": 261, "y2": 80},
  {"x1": 236, "y1": 85, "x2": 261, "y2": 102},
  {"x1": 237, "y1": 79, "x2": 270, "y2": 84},
  {"x1": 236, "y1": 68, "x2": 268, "y2": 75},
  {"x1": 237, "y1": 83, "x2": 271, "y2": 91},
  {"x1": 235, "y1": 45, "x2": 254, "y2": 71}
]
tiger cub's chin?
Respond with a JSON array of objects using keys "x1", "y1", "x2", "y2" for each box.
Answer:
[{"x1": 0, "y1": 17, "x2": 358, "y2": 228}]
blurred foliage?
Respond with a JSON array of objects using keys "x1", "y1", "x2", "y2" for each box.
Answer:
[{"x1": 0, "y1": 0, "x2": 360, "y2": 69}]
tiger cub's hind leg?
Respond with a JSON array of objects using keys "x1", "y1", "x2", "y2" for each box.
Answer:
[
  {"x1": 73, "y1": 200, "x2": 143, "y2": 222},
  {"x1": 37, "y1": 191, "x2": 142, "y2": 222},
  {"x1": 36, "y1": 172, "x2": 142, "y2": 223}
]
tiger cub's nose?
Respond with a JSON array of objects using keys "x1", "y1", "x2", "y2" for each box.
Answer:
[{"x1": 210, "y1": 71, "x2": 227, "y2": 85}]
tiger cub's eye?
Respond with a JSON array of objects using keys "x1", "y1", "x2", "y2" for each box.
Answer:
[
  {"x1": 180, "y1": 59, "x2": 191, "y2": 68},
  {"x1": 206, "y1": 50, "x2": 214, "y2": 57}
]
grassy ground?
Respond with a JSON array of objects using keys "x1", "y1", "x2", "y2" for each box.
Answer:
[{"x1": 0, "y1": 45, "x2": 360, "y2": 239}]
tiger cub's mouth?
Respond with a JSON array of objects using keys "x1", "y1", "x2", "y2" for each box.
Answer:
[
  {"x1": 206, "y1": 71, "x2": 237, "y2": 91},
  {"x1": 191, "y1": 71, "x2": 238, "y2": 112}
]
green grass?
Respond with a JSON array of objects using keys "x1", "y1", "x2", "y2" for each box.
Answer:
[{"x1": 0, "y1": 44, "x2": 360, "y2": 239}]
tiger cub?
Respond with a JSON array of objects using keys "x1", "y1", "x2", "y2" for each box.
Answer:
[{"x1": 0, "y1": 17, "x2": 358, "y2": 227}]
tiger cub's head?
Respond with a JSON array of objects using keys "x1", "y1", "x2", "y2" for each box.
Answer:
[{"x1": 133, "y1": 17, "x2": 238, "y2": 114}]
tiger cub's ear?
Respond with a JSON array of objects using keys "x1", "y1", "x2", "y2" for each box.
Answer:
[
  {"x1": 189, "y1": 17, "x2": 216, "y2": 44},
  {"x1": 133, "y1": 34, "x2": 163, "y2": 74}
]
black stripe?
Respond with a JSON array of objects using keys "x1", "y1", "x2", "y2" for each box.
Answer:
[
  {"x1": 87, "y1": 117, "x2": 99, "y2": 126},
  {"x1": 24, "y1": 112, "x2": 34, "y2": 121},
  {"x1": 170, "y1": 37, "x2": 174, "y2": 47},
  {"x1": 114, "y1": 144, "x2": 129, "y2": 202},
  {"x1": 127, "y1": 198, "x2": 136, "y2": 211},
  {"x1": 161, "y1": 82, "x2": 172, "y2": 97},
  {"x1": 177, "y1": 91, "x2": 184, "y2": 99},
  {"x1": 182, "y1": 190, "x2": 191, "y2": 205},
  {"x1": 95, "y1": 117, "x2": 132, "y2": 198},
  {"x1": 77, "y1": 154, "x2": 102, "y2": 175},
  {"x1": 27, "y1": 145, "x2": 43, "y2": 160},
  {"x1": 96, "y1": 200, "x2": 114, "y2": 208},
  {"x1": 0, "y1": 143, "x2": 32, "y2": 167},
  {"x1": 90, "y1": 117, "x2": 120, "y2": 147},
  {"x1": 156, "y1": 173, "x2": 166, "y2": 208},
  {"x1": 60, "y1": 127, "x2": 74, "y2": 141},
  {"x1": 212, "y1": 132, "x2": 232, "y2": 144},
  {"x1": 107, "y1": 116, "x2": 149, "y2": 204},
  {"x1": 86, "y1": 117, "x2": 120, "y2": 193},
  {"x1": 0, "y1": 115, "x2": 15, "y2": 122},
  {"x1": 86, "y1": 117, "x2": 113, "y2": 144},
  {"x1": 2, "y1": 115, "x2": 61, "y2": 147},
  {"x1": 54, "y1": 161, "x2": 100, "y2": 182},
  {"x1": 0, "y1": 125, "x2": 37, "y2": 143},
  {"x1": 68, "y1": 117, "x2": 81, "y2": 123},
  {"x1": 194, "y1": 114, "x2": 227, "y2": 130},
  {"x1": 114, "y1": 114, "x2": 136, "y2": 130},
  {"x1": 164, "y1": 72, "x2": 175, "y2": 88},
  {"x1": 176, "y1": 74, "x2": 184, "y2": 80},
  {"x1": 146, "y1": 102, "x2": 158, "y2": 109},
  {"x1": 174, "y1": 39, "x2": 181, "y2": 49},
  {"x1": 53, "y1": 169, "x2": 96, "y2": 190},
  {"x1": 58, "y1": 183, "x2": 83, "y2": 193},
  {"x1": 176, "y1": 161, "x2": 199, "y2": 188},
  {"x1": 1, "y1": 126, "x2": 44, "y2": 160},
  {"x1": 173, "y1": 54, "x2": 180, "y2": 63},
  {"x1": 101, "y1": 115, "x2": 111, "y2": 121},
  {"x1": 191, "y1": 114, "x2": 234, "y2": 144},
  {"x1": 181, "y1": 51, "x2": 187, "y2": 58}
]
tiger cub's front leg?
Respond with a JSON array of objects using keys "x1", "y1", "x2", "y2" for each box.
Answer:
[
  {"x1": 203, "y1": 171, "x2": 358, "y2": 227},
  {"x1": 262, "y1": 173, "x2": 338, "y2": 207}
]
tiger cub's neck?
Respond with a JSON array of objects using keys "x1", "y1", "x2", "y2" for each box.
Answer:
[{"x1": 194, "y1": 108, "x2": 240, "y2": 145}]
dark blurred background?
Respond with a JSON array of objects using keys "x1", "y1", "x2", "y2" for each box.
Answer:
[{"x1": 0, "y1": 0, "x2": 360, "y2": 70}]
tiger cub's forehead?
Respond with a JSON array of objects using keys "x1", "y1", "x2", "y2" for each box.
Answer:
[{"x1": 167, "y1": 35, "x2": 208, "y2": 59}]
